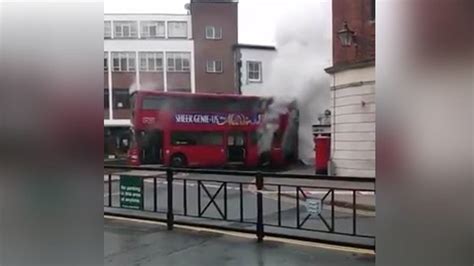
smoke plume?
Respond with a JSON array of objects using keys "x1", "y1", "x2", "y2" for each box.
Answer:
[{"x1": 258, "y1": 1, "x2": 332, "y2": 164}]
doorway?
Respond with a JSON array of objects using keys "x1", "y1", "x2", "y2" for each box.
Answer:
[
  {"x1": 227, "y1": 131, "x2": 246, "y2": 163},
  {"x1": 137, "y1": 130, "x2": 163, "y2": 165}
]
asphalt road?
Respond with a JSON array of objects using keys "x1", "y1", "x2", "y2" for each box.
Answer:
[{"x1": 104, "y1": 172, "x2": 375, "y2": 247}]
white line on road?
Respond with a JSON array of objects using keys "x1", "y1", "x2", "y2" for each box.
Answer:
[{"x1": 258, "y1": 190, "x2": 374, "y2": 196}]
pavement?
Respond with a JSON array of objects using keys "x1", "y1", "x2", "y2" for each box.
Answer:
[{"x1": 104, "y1": 216, "x2": 375, "y2": 266}]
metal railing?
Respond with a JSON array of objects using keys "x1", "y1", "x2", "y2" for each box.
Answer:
[{"x1": 104, "y1": 165, "x2": 376, "y2": 250}]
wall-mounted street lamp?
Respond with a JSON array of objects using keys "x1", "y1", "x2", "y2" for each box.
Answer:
[{"x1": 337, "y1": 21, "x2": 356, "y2": 47}]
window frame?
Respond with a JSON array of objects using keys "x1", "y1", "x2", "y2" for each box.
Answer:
[
  {"x1": 247, "y1": 61, "x2": 262, "y2": 82},
  {"x1": 104, "y1": 21, "x2": 112, "y2": 39},
  {"x1": 167, "y1": 52, "x2": 191, "y2": 72},
  {"x1": 104, "y1": 52, "x2": 108, "y2": 72},
  {"x1": 114, "y1": 21, "x2": 138, "y2": 39},
  {"x1": 206, "y1": 60, "x2": 223, "y2": 73},
  {"x1": 139, "y1": 52, "x2": 164, "y2": 72},
  {"x1": 205, "y1": 26, "x2": 222, "y2": 40},
  {"x1": 167, "y1": 21, "x2": 188, "y2": 39},
  {"x1": 112, "y1": 89, "x2": 131, "y2": 109},
  {"x1": 140, "y1": 21, "x2": 165, "y2": 39},
  {"x1": 104, "y1": 89, "x2": 109, "y2": 109},
  {"x1": 111, "y1": 52, "x2": 136, "y2": 72}
]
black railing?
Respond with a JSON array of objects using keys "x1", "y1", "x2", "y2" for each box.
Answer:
[{"x1": 104, "y1": 165, "x2": 376, "y2": 250}]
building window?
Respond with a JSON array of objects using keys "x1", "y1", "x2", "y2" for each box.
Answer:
[
  {"x1": 247, "y1": 61, "x2": 262, "y2": 82},
  {"x1": 370, "y1": 0, "x2": 375, "y2": 21},
  {"x1": 167, "y1": 52, "x2": 191, "y2": 72},
  {"x1": 114, "y1": 21, "x2": 138, "y2": 39},
  {"x1": 139, "y1": 52, "x2": 163, "y2": 72},
  {"x1": 113, "y1": 89, "x2": 130, "y2": 109},
  {"x1": 140, "y1": 21, "x2": 165, "y2": 38},
  {"x1": 205, "y1": 26, "x2": 222, "y2": 40},
  {"x1": 104, "y1": 52, "x2": 108, "y2": 72},
  {"x1": 112, "y1": 52, "x2": 136, "y2": 72},
  {"x1": 168, "y1": 21, "x2": 188, "y2": 38},
  {"x1": 206, "y1": 60, "x2": 223, "y2": 73},
  {"x1": 104, "y1": 21, "x2": 111, "y2": 39},
  {"x1": 104, "y1": 89, "x2": 109, "y2": 109}
]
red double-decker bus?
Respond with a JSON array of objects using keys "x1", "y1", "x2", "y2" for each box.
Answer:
[{"x1": 127, "y1": 90, "x2": 298, "y2": 168}]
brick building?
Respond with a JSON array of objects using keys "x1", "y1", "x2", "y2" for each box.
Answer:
[
  {"x1": 191, "y1": 0, "x2": 239, "y2": 93},
  {"x1": 325, "y1": 0, "x2": 375, "y2": 177}
]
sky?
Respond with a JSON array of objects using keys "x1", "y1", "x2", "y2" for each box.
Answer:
[{"x1": 104, "y1": 0, "x2": 331, "y2": 46}]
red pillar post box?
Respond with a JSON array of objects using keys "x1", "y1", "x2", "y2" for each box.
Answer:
[{"x1": 314, "y1": 135, "x2": 331, "y2": 175}]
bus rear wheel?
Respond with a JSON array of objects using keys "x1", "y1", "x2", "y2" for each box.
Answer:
[{"x1": 170, "y1": 154, "x2": 187, "y2": 167}]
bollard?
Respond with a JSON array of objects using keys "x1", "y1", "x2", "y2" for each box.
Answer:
[
  {"x1": 256, "y1": 172, "x2": 264, "y2": 242},
  {"x1": 108, "y1": 174, "x2": 112, "y2": 207}
]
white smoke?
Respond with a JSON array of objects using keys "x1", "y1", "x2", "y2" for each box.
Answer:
[
  {"x1": 258, "y1": 1, "x2": 332, "y2": 164},
  {"x1": 257, "y1": 99, "x2": 291, "y2": 155},
  {"x1": 129, "y1": 81, "x2": 159, "y2": 94}
]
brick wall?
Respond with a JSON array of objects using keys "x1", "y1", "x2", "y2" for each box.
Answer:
[
  {"x1": 191, "y1": 0, "x2": 238, "y2": 94},
  {"x1": 332, "y1": 0, "x2": 375, "y2": 67},
  {"x1": 167, "y1": 72, "x2": 191, "y2": 92}
]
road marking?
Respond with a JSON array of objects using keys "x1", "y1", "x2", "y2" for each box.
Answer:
[
  {"x1": 258, "y1": 190, "x2": 372, "y2": 196},
  {"x1": 104, "y1": 215, "x2": 375, "y2": 255}
]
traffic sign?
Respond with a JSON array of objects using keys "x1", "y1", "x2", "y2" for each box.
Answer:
[
  {"x1": 305, "y1": 198, "x2": 322, "y2": 217},
  {"x1": 120, "y1": 175, "x2": 144, "y2": 210}
]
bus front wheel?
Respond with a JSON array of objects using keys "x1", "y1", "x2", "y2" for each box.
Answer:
[{"x1": 170, "y1": 153, "x2": 187, "y2": 167}]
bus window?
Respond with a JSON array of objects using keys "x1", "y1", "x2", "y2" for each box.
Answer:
[
  {"x1": 227, "y1": 98, "x2": 260, "y2": 113},
  {"x1": 197, "y1": 98, "x2": 227, "y2": 112},
  {"x1": 235, "y1": 135, "x2": 245, "y2": 146},
  {"x1": 143, "y1": 96, "x2": 196, "y2": 112},
  {"x1": 200, "y1": 132, "x2": 224, "y2": 145},
  {"x1": 172, "y1": 132, "x2": 223, "y2": 146},
  {"x1": 142, "y1": 96, "x2": 166, "y2": 110},
  {"x1": 172, "y1": 132, "x2": 197, "y2": 145},
  {"x1": 227, "y1": 135, "x2": 235, "y2": 145}
]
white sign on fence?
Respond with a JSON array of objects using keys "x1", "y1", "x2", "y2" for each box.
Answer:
[{"x1": 305, "y1": 198, "x2": 322, "y2": 217}]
